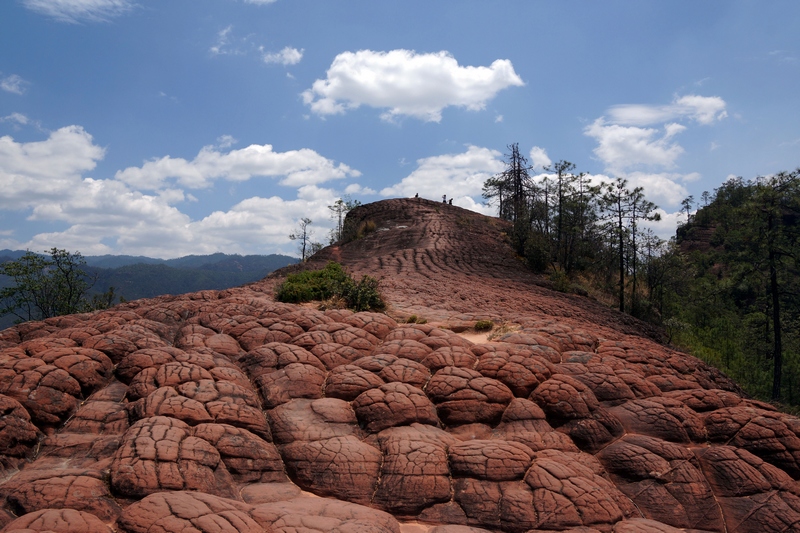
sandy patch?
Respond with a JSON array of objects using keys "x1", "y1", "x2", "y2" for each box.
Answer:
[
  {"x1": 457, "y1": 331, "x2": 491, "y2": 344},
  {"x1": 399, "y1": 522, "x2": 432, "y2": 533}
]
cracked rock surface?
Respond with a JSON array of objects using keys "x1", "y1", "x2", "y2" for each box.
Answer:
[{"x1": 1, "y1": 198, "x2": 799, "y2": 533}]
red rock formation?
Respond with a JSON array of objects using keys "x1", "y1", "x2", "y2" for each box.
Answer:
[{"x1": 0, "y1": 198, "x2": 797, "y2": 533}]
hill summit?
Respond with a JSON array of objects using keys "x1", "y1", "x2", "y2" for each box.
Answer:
[{"x1": 0, "y1": 198, "x2": 798, "y2": 533}]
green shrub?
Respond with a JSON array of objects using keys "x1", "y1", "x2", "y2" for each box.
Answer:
[
  {"x1": 406, "y1": 315, "x2": 418, "y2": 323},
  {"x1": 275, "y1": 262, "x2": 349, "y2": 303},
  {"x1": 524, "y1": 232, "x2": 550, "y2": 273},
  {"x1": 474, "y1": 320, "x2": 494, "y2": 331},
  {"x1": 340, "y1": 275, "x2": 385, "y2": 312},
  {"x1": 275, "y1": 262, "x2": 385, "y2": 312},
  {"x1": 549, "y1": 269, "x2": 571, "y2": 293}
]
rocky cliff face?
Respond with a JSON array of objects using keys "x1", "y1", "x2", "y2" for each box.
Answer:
[{"x1": 0, "y1": 198, "x2": 798, "y2": 533}]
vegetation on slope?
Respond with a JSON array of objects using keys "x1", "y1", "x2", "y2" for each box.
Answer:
[
  {"x1": 668, "y1": 172, "x2": 800, "y2": 405},
  {"x1": 485, "y1": 146, "x2": 800, "y2": 405},
  {"x1": 0, "y1": 251, "x2": 297, "y2": 329},
  {"x1": 275, "y1": 261, "x2": 385, "y2": 312}
]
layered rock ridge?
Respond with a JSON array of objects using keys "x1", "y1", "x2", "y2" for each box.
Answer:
[{"x1": 0, "y1": 198, "x2": 797, "y2": 533}]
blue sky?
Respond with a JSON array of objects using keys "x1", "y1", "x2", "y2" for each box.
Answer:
[{"x1": 1, "y1": 0, "x2": 798, "y2": 258}]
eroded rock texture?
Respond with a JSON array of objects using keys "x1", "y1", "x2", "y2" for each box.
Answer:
[{"x1": 1, "y1": 198, "x2": 798, "y2": 533}]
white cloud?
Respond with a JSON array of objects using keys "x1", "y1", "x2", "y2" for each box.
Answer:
[
  {"x1": 263, "y1": 47, "x2": 304, "y2": 65},
  {"x1": 380, "y1": 145, "x2": 504, "y2": 200},
  {"x1": 302, "y1": 49, "x2": 524, "y2": 122},
  {"x1": 454, "y1": 195, "x2": 495, "y2": 216},
  {"x1": 22, "y1": 0, "x2": 134, "y2": 23},
  {"x1": 243, "y1": 0, "x2": 277, "y2": 4},
  {"x1": 584, "y1": 119, "x2": 685, "y2": 172},
  {"x1": 216, "y1": 135, "x2": 238, "y2": 149},
  {"x1": 0, "y1": 129, "x2": 195, "y2": 256},
  {"x1": 344, "y1": 183, "x2": 376, "y2": 196},
  {"x1": 673, "y1": 95, "x2": 728, "y2": 124},
  {"x1": 1, "y1": 113, "x2": 30, "y2": 126},
  {"x1": 641, "y1": 208, "x2": 685, "y2": 240},
  {"x1": 0, "y1": 126, "x2": 105, "y2": 210},
  {"x1": 0, "y1": 125, "x2": 363, "y2": 258},
  {"x1": 589, "y1": 95, "x2": 727, "y2": 172},
  {"x1": 115, "y1": 143, "x2": 360, "y2": 190},
  {"x1": 622, "y1": 172, "x2": 691, "y2": 208},
  {"x1": 607, "y1": 94, "x2": 727, "y2": 126},
  {"x1": 1, "y1": 75, "x2": 29, "y2": 95},
  {"x1": 186, "y1": 183, "x2": 352, "y2": 257},
  {"x1": 528, "y1": 146, "x2": 551, "y2": 170},
  {"x1": 210, "y1": 25, "x2": 244, "y2": 56},
  {"x1": 585, "y1": 94, "x2": 727, "y2": 209},
  {"x1": 14, "y1": 180, "x2": 346, "y2": 259}
]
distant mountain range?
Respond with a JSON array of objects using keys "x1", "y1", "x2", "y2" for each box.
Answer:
[{"x1": 0, "y1": 250, "x2": 298, "y2": 329}]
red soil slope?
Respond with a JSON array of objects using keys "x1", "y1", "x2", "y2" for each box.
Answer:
[
  {"x1": 0, "y1": 198, "x2": 798, "y2": 533},
  {"x1": 295, "y1": 198, "x2": 664, "y2": 340}
]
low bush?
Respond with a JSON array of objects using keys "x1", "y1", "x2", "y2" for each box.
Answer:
[
  {"x1": 341, "y1": 219, "x2": 378, "y2": 243},
  {"x1": 548, "y1": 269, "x2": 571, "y2": 293},
  {"x1": 474, "y1": 320, "x2": 494, "y2": 331},
  {"x1": 275, "y1": 262, "x2": 385, "y2": 312}
]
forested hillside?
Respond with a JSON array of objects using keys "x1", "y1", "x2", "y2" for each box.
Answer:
[
  {"x1": 482, "y1": 144, "x2": 800, "y2": 406},
  {"x1": 0, "y1": 252, "x2": 297, "y2": 330},
  {"x1": 670, "y1": 172, "x2": 800, "y2": 404}
]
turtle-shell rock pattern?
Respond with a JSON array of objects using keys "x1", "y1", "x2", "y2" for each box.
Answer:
[{"x1": 1, "y1": 199, "x2": 799, "y2": 532}]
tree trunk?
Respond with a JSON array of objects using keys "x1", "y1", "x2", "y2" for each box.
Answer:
[
  {"x1": 769, "y1": 214, "x2": 783, "y2": 399},
  {"x1": 618, "y1": 204, "x2": 625, "y2": 313}
]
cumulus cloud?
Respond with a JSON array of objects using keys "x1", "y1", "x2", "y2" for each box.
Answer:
[
  {"x1": 456, "y1": 195, "x2": 496, "y2": 216},
  {"x1": 585, "y1": 93, "x2": 728, "y2": 209},
  {"x1": 263, "y1": 46, "x2": 303, "y2": 65},
  {"x1": 622, "y1": 172, "x2": 694, "y2": 208},
  {"x1": 22, "y1": 0, "x2": 135, "y2": 23},
  {"x1": 607, "y1": 94, "x2": 728, "y2": 126},
  {"x1": 589, "y1": 94, "x2": 727, "y2": 172},
  {"x1": 528, "y1": 146, "x2": 551, "y2": 170},
  {"x1": 584, "y1": 119, "x2": 686, "y2": 173},
  {"x1": 0, "y1": 129, "x2": 197, "y2": 256},
  {"x1": 302, "y1": 49, "x2": 524, "y2": 122},
  {"x1": 0, "y1": 125, "x2": 364, "y2": 258},
  {"x1": 243, "y1": 0, "x2": 277, "y2": 4},
  {"x1": 0, "y1": 126, "x2": 105, "y2": 210},
  {"x1": 15, "y1": 180, "x2": 347, "y2": 259},
  {"x1": 189, "y1": 187, "x2": 337, "y2": 254},
  {"x1": 115, "y1": 143, "x2": 360, "y2": 190},
  {"x1": 641, "y1": 208, "x2": 686, "y2": 240},
  {"x1": 380, "y1": 145, "x2": 505, "y2": 200},
  {"x1": 1, "y1": 74, "x2": 29, "y2": 95},
  {"x1": 344, "y1": 183, "x2": 376, "y2": 195}
]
